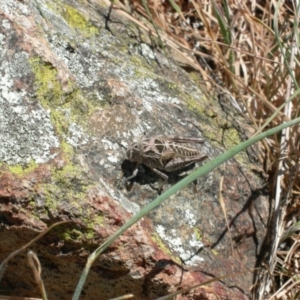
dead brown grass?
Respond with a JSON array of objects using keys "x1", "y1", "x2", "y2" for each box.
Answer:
[{"x1": 107, "y1": 0, "x2": 300, "y2": 299}]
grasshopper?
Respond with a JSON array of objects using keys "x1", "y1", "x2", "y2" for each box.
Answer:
[{"x1": 124, "y1": 136, "x2": 207, "y2": 186}]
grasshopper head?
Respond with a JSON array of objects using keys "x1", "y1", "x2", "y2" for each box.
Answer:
[{"x1": 126, "y1": 142, "x2": 141, "y2": 162}]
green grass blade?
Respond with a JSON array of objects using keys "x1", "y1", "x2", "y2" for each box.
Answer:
[
  {"x1": 167, "y1": 0, "x2": 181, "y2": 14},
  {"x1": 213, "y1": 0, "x2": 231, "y2": 46},
  {"x1": 212, "y1": 0, "x2": 234, "y2": 72}
]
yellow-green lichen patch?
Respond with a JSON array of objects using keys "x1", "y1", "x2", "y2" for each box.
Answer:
[
  {"x1": 80, "y1": 210, "x2": 104, "y2": 240},
  {"x1": 46, "y1": 0, "x2": 99, "y2": 38},
  {"x1": 131, "y1": 62, "x2": 156, "y2": 81},
  {"x1": 152, "y1": 232, "x2": 172, "y2": 256},
  {"x1": 28, "y1": 199, "x2": 36, "y2": 209},
  {"x1": 186, "y1": 96, "x2": 205, "y2": 116},
  {"x1": 85, "y1": 228, "x2": 95, "y2": 240},
  {"x1": 58, "y1": 227, "x2": 84, "y2": 242},
  {"x1": 92, "y1": 214, "x2": 104, "y2": 227},
  {"x1": 203, "y1": 124, "x2": 247, "y2": 162},
  {"x1": 30, "y1": 57, "x2": 72, "y2": 135},
  {"x1": 49, "y1": 108, "x2": 70, "y2": 137},
  {"x1": 193, "y1": 227, "x2": 202, "y2": 241},
  {"x1": 222, "y1": 128, "x2": 241, "y2": 148},
  {"x1": 30, "y1": 57, "x2": 95, "y2": 128},
  {"x1": 164, "y1": 81, "x2": 182, "y2": 97},
  {"x1": 189, "y1": 71, "x2": 203, "y2": 85},
  {"x1": 166, "y1": 82, "x2": 179, "y2": 91},
  {"x1": 40, "y1": 180, "x2": 87, "y2": 221},
  {"x1": 70, "y1": 91, "x2": 93, "y2": 116},
  {"x1": 130, "y1": 56, "x2": 149, "y2": 69},
  {"x1": 8, "y1": 160, "x2": 38, "y2": 176},
  {"x1": 60, "y1": 4, "x2": 98, "y2": 38},
  {"x1": 222, "y1": 128, "x2": 248, "y2": 162},
  {"x1": 212, "y1": 249, "x2": 219, "y2": 256},
  {"x1": 52, "y1": 163, "x2": 85, "y2": 189},
  {"x1": 60, "y1": 140, "x2": 75, "y2": 161},
  {"x1": 80, "y1": 219, "x2": 103, "y2": 241},
  {"x1": 36, "y1": 161, "x2": 89, "y2": 214},
  {"x1": 153, "y1": 78, "x2": 183, "y2": 99},
  {"x1": 30, "y1": 57, "x2": 66, "y2": 108},
  {"x1": 29, "y1": 57, "x2": 94, "y2": 158},
  {"x1": 43, "y1": 184, "x2": 60, "y2": 210},
  {"x1": 201, "y1": 128, "x2": 221, "y2": 148},
  {"x1": 84, "y1": 214, "x2": 105, "y2": 232},
  {"x1": 205, "y1": 107, "x2": 219, "y2": 118}
]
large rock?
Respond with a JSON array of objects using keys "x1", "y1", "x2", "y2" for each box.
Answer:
[{"x1": 0, "y1": 0, "x2": 268, "y2": 299}]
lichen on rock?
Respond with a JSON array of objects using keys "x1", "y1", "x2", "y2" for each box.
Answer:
[{"x1": 0, "y1": 58, "x2": 59, "y2": 164}]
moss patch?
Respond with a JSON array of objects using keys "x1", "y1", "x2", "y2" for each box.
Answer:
[
  {"x1": 60, "y1": 140, "x2": 74, "y2": 161},
  {"x1": 151, "y1": 232, "x2": 180, "y2": 263},
  {"x1": 81, "y1": 211, "x2": 104, "y2": 240},
  {"x1": 28, "y1": 56, "x2": 98, "y2": 227},
  {"x1": 92, "y1": 214, "x2": 104, "y2": 227},
  {"x1": 36, "y1": 160, "x2": 91, "y2": 217},
  {"x1": 62, "y1": 4, "x2": 98, "y2": 38},
  {"x1": 48, "y1": 0, "x2": 99, "y2": 38},
  {"x1": 57, "y1": 227, "x2": 84, "y2": 242},
  {"x1": 193, "y1": 227, "x2": 202, "y2": 241},
  {"x1": 222, "y1": 128, "x2": 240, "y2": 146},
  {"x1": 29, "y1": 57, "x2": 69, "y2": 136},
  {"x1": 30, "y1": 57, "x2": 66, "y2": 108},
  {"x1": 29, "y1": 57, "x2": 95, "y2": 132},
  {"x1": 152, "y1": 232, "x2": 172, "y2": 256},
  {"x1": 186, "y1": 96, "x2": 205, "y2": 116},
  {"x1": 8, "y1": 160, "x2": 38, "y2": 176},
  {"x1": 47, "y1": 0, "x2": 99, "y2": 38}
]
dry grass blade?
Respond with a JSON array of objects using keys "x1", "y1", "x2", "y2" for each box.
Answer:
[
  {"x1": 27, "y1": 251, "x2": 48, "y2": 300},
  {"x1": 109, "y1": 294, "x2": 135, "y2": 300},
  {"x1": 219, "y1": 175, "x2": 234, "y2": 255}
]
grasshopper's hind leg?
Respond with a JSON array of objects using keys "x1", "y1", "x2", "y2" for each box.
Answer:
[
  {"x1": 120, "y1": 163, "x2": 140, "y2": 189},
  {"x1": 151, "y1": 168, "x2": 169, "y2": 193},
  {"x1": 124, "y1": 166, "x2": 139, "y2": 182}
]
